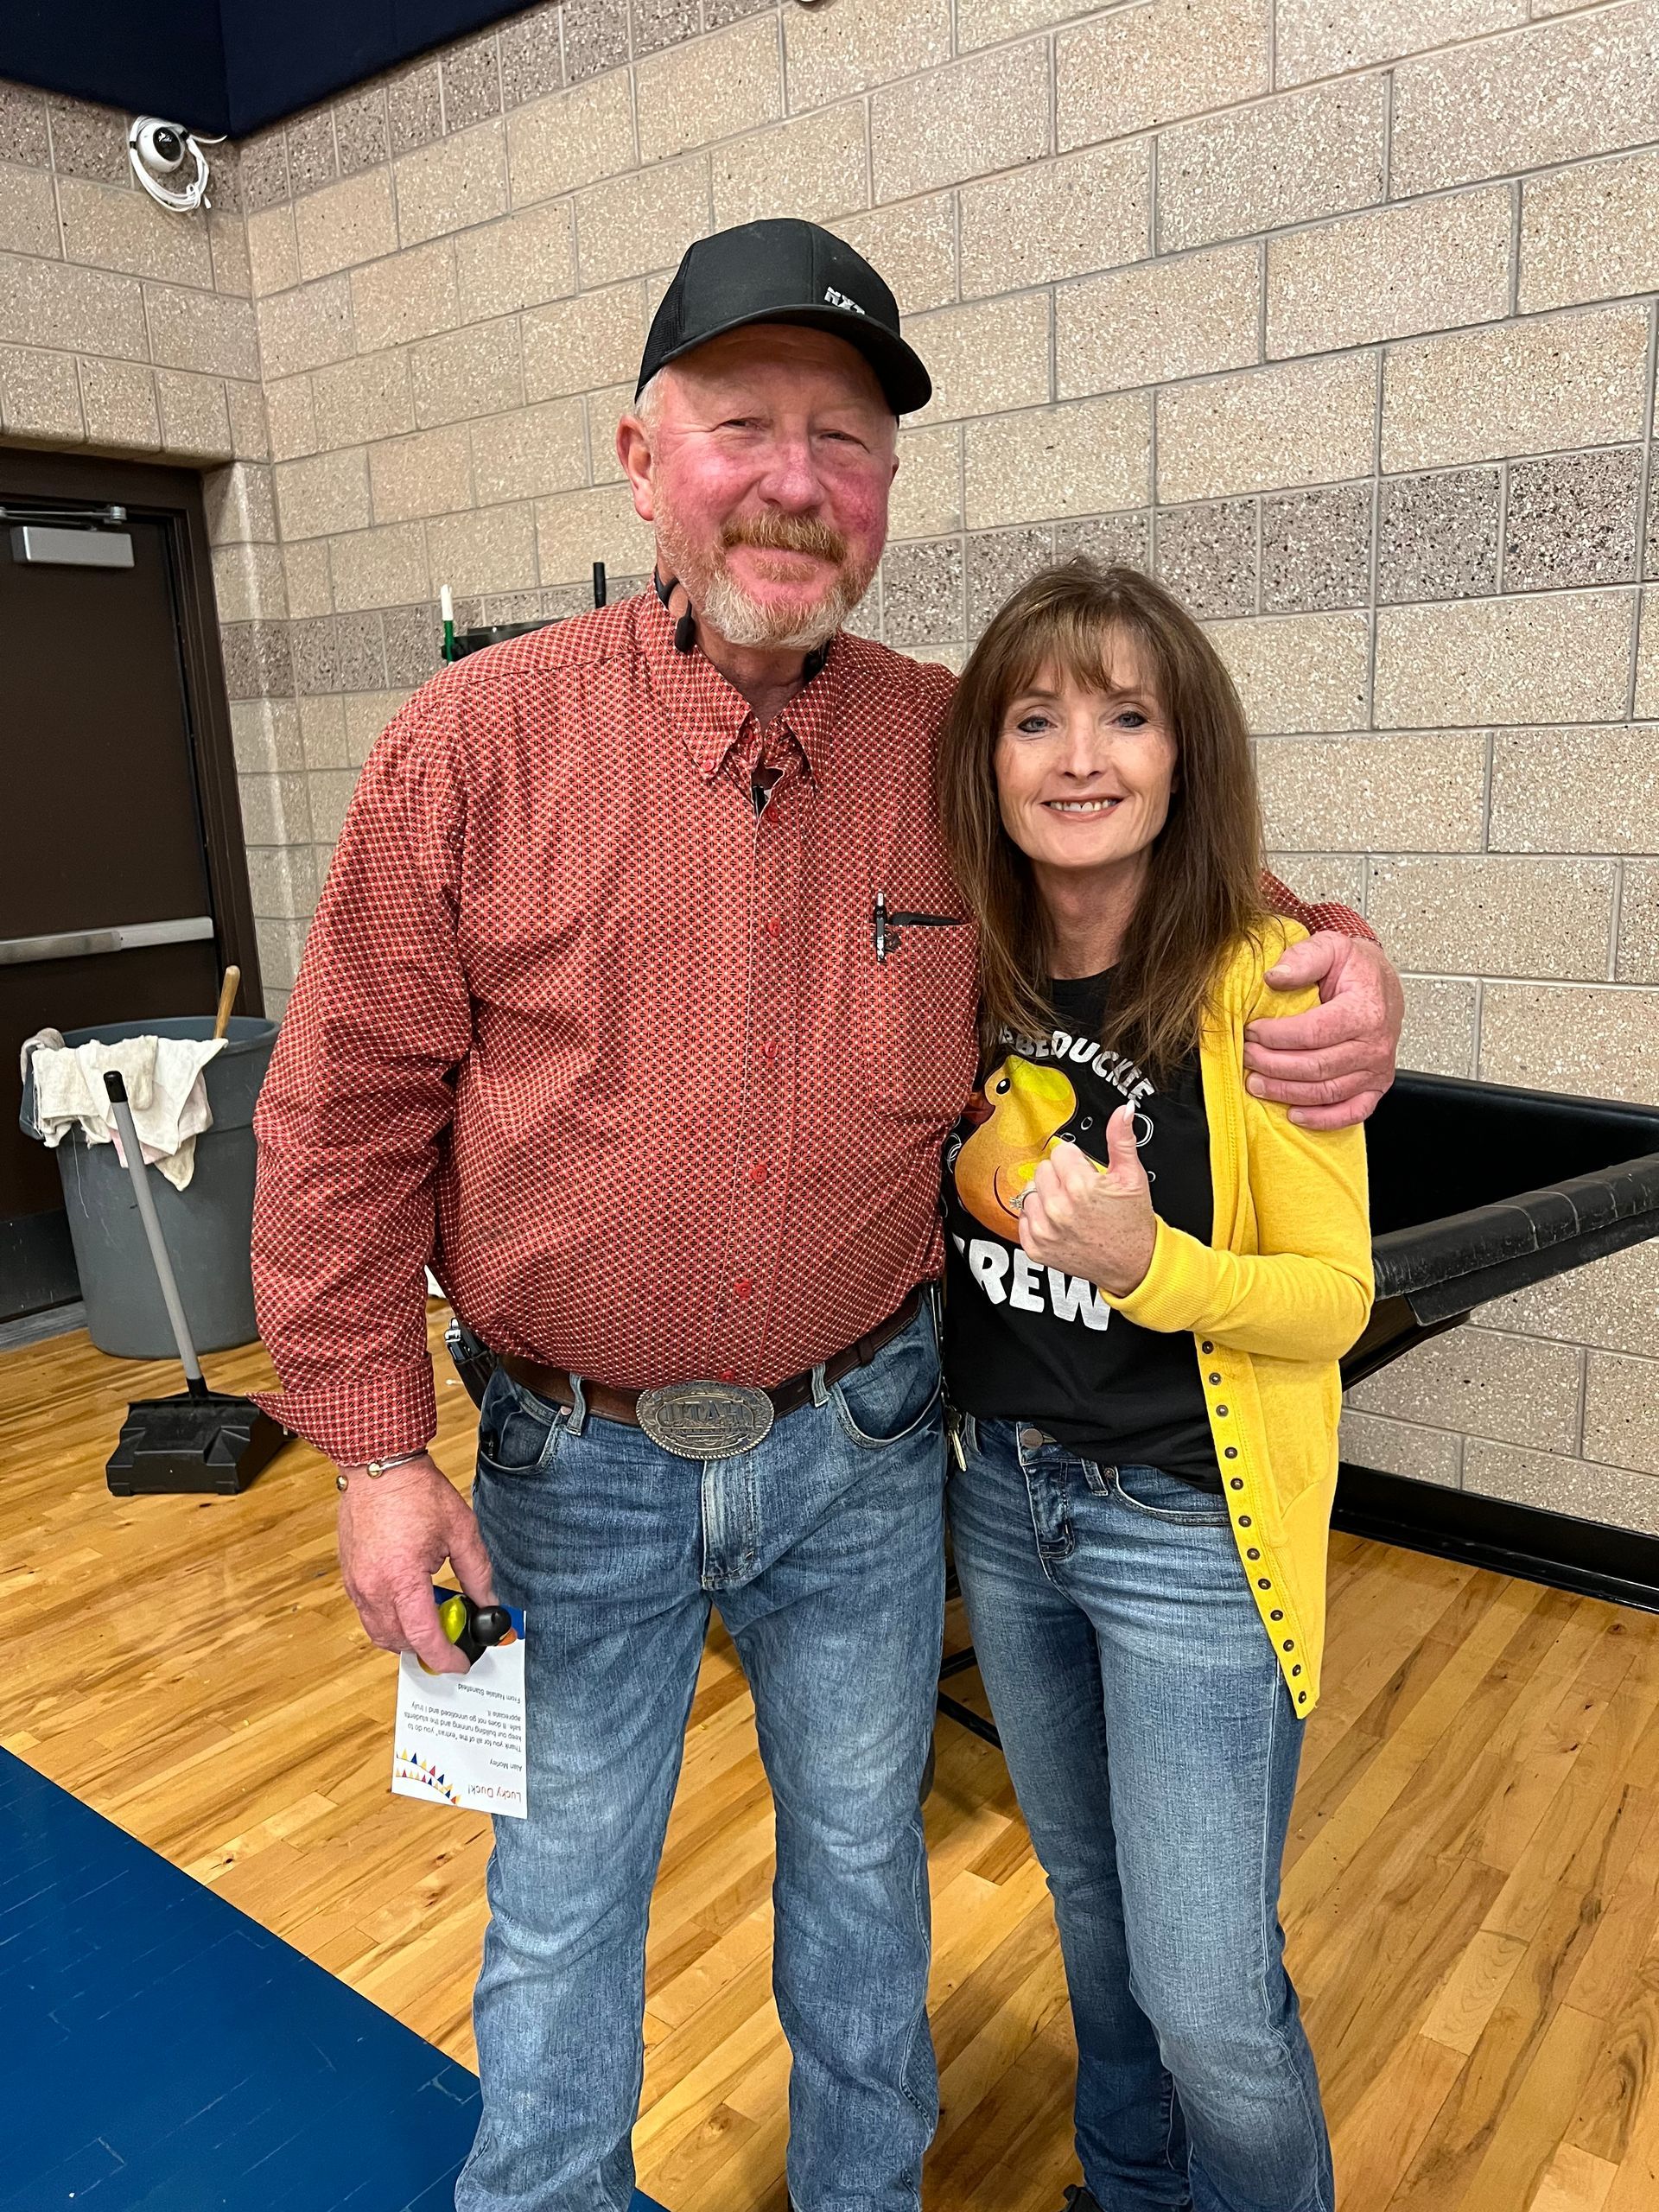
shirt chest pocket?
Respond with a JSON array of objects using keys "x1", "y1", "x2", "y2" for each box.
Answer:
[{"x1": 865, "y1": 907, "x2": 980, "y2": 1125}]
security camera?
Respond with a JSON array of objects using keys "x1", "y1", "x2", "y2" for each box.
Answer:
[{"x1": 128, "y1": 116, "x2": 220, "y2": 213}]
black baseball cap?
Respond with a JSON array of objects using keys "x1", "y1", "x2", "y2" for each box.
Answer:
[{"x1": 637, "y1": 218, "x2": 931, "y2": 416}]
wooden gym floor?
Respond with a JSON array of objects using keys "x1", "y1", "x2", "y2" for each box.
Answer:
[{"x1": 6, "y1": 1306, "x2": 1659, "y2": 2211}]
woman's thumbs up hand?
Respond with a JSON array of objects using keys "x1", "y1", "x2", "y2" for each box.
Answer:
[{"x1": 1018, "y1": 1104, "x2": 1157, "y2": 1297}]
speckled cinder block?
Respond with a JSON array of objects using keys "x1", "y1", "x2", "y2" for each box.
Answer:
[
  {"x1": 713, "y1": 104, "x2": 868, "y2": 232},
  {"x1": 1395, "y1": 976, "x2": 1480, "y2": 1078},
  {"x1": 236, "y1": 772, "x2": 312, "y2": 846},
  {"x1": 1381, "y1": 304, "x2": 1649, "y2": 474},
  {"x1": 872, "y1": 40, "x2": 1050, "y2": 205},
  {"x1": 963, "y1": 393, "x2": 1151, "y2": 531},
  {"x1": 1479, "y1": 981, "x2": 1659, "y2": 1100},
  {"x1": 1503, "y1": 447, "x2": 1641, "y2": 591},
  {"x1": 394, "y1": 121, "x2": 508, "y2": 249},
  {"x1": 472, "y1": 397, "x2": 588, "y2": 504},
  {"x1": 508, "y1": 73, "x2": 637, "y2": 209},
  {"x1": 220, "y1": 620, "x2": 295, "y2": 703},
  {"x1": 880, "y1": 538, "x2": 964, "y2": 648},
  {"x1": 350, "y1": 238, "x2": 460, "y2": 353},
  {"x1": 1391, "y1": 2, "x2": 1659, "y2": 195},
  {"x1": 576, "y1": 155, "x2": 712, "y2": 289},
  {"x1": 1485, "y1": 1237, "x2": 1659, "y2": 1361},
  {"x1": 329, "y1": 521, "x2": 432, "y2": 613},
  {"x1": 77, "y1": 356, "x2": 159, "y2": 447},
  {"x1": 563, "y1": 0, "x2": 631, "y2": 85},
  {"x1": 60, "y1": 177, "x2": 215, "y2": 285},
  {"x1": 632, "y1": 0, "x2": 700, "y2": 59},
  {"x1": 637, "y1": 16, "x2": 782, "y2": 168},
  {"x1": 1585, "y1": 1351, "x2": 1659, "y2": 1478},
  {"x1": 533, "y1": 481, "x2": 655, "y2": 582},
  {"x1": 1268, "y1": 186, "x2": 1512, "y2": 358},
  {"x1": 1257, "y1": 730, "x2": 1487, "y2": 851},
  {"x1": 1207, "y1": 610, "x2": 1370, "y2": 733},
  {"x1": 1053, "y1": 512, "x2": 1151, "y2": 574},
  {"x1": 229, "y1": 698, "x2": 304, "y2": 778},
  {"x1": 385, "y1": 62, "x2": 444, "y2": 157},
  {"x1": 523, "y1": 282, "x2": 646, "y2": 400},
  {"x1": 966, "y1": 524, "x2": 1055, "y2": 634},
  {"x1": 46, "y1": 96, "x2": 127, "y2": 183},
  {"x1": 312, "y1": 349, "x2": 414, "y2": 452},
  {"x1": 888, "y1": 423, "x2": 963, "y2": 543},
  {"x1": 1345, "y1": 1324, "x2": 1582, "y2": 1453},
  {"x1": 1489, "y1": 726, "x2": 1659, "y2": 854},
  {"x1": 156, "y1": 368, "x2": 234, "y2": 460},
  {"x1": 1275, "y1": 0, "x2": 1525, "y2": 88},
  {"x1": 499, "y1": 7, "x2": 564, "y2": 107},
  {"x1": 1158, "y1": 77, "x2": 1386, "y2": 252},
  {"x1": 1154, "y1": 498, "x2": 1258, "y2": 620},
  {"x1": 0, "y1": 258, "x2": 148, "y2": 360},
  {"x1": 245, "y1": 842, "x2": 320, "y2": 923},
  {"x1": 1262, "y1": 482, "x2": 1373, "y2": 613},
  {"x1": 257, "y1": 275, "x2": 354, "y2": 380},
  {"x1": 410, "y1": 317, "x2": 524, "y2": 427},
  {"x1": 245, "y1": 207, "x2": 299, "y2": 299},
  {"x1": 334, "y1": 86, "x2": 390, "y2": 178},
  {"x1": 1618, "y1": 861, "x2": 1659, "y2": 985},
  {"x1": 368, "y1": 423, "x2": 474, "y2": 523},
  {"x1": 909, "y1": 294, "x2": 1051, "y2": 427},
  {"x1": 1374, "y1": 589, "x2": 1632, "y2": 727},
  {"x1": 441, "y1": 33, "x2": 502, "y2": 131},
  {"x1": 785, "y1": 0, "x2": 950, "y2": 111},
  {"x1": 0, "y1": 344, "x2": 83, "y2": 441},
  {"x1": 0, "y1": 82, "x2": 50, "y2": 168},
  {"x1": 1156, "y1": 353, "x2": 1375, "y2": 504},
  {"x1": 274, "y1": 446, "x2": 371, "y2": 539},
  {"x1": 1058, "y1": 243, "x2": 1260, "y2": 400},
  {"x1": 1056, "y1": 0, "x2": 1269, "y2": 150},
  {"x1": 1464, "y1": 1440, "x2": 1659, "y2": 1535},
  {"x1": 960, "y1": 142, "x2": 1148, "y2": 298},
  {"x1": 1366, "y1": 854, "x2": 1615, "y2": 979},
  {"x1": 831, "y1": 197, "x2": 957, "y2": 317},
  {"x1": 1338, "y1": 1408, "x2": 1463, "y2": 1486},
  {"x1": 293, "y1": 168, "x2": 398, "y2": 283},
  {"x1": 1376, "y1": 467, "x2": 1500, "y2": 603},
  {"x1": 282, "y1": 538, "x2": 333, "y2": 617}
]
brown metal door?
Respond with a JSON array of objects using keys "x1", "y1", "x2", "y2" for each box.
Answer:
[{"x1": 1, "y1": 452, "x2": 260, "y2": 1320}]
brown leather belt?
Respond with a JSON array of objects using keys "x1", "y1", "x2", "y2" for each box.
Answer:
[{"x1": 499, "y1": 1287, "x2": 924, "y2": 1433}]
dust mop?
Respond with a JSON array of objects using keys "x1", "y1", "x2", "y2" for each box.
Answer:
[{"x1": 102, "y1": 1070, "x2": 287, "y2": 1497}]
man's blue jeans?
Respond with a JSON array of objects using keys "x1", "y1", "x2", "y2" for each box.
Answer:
[
  {"x1": 948, "y1": 1419, "x2": 1332, "y2": 2212},
  {"x1": 454, "y1": 1302, "x2": 947, "y2": 2212}
]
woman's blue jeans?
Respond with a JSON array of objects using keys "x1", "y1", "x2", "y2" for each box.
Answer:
[
  {"x1": 948, "y1": 1417, "x2": 1332, "y2": 2212},
  {"x1": 454, "y1": 1302, "x2": 946, "y2": 2212}
]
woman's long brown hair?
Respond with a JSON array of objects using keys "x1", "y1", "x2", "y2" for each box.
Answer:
[{"x1": 937, "y1": 558, "x2": 1268, "y2": 1076}]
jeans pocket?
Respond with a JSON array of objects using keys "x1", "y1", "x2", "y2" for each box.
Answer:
[
  {"x1": 830, "y1": 1310, "x2": 944, "y2": 1451},
  {"x1": 476, "y1": 1366, "x2": 564, "y2": 1478},
  {"x1": 1109, "y1": 1462, "x2": 1231, "y2": 1527}
]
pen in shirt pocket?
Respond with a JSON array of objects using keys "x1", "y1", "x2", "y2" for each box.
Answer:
[{"x1": 871, "y1": 891, "x2": 969, "y2": 964}]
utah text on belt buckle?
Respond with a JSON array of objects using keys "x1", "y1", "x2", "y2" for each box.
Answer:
[{"x1": 636, "y1": 1379, "x2": 775, "y2": 1460}]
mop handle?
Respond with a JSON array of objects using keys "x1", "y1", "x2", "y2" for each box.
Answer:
[{"x1": 104, "y1": 1072, "x2": 208, "y2": 1396}]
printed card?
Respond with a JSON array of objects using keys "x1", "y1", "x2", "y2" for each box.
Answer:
[{"x1": 392, "y1": 1589, "x2": 527, "y2": 1818}]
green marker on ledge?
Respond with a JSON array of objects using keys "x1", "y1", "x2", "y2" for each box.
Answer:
[{"x1": 440, "y1": 582, "x2": 455, "y2": 664}]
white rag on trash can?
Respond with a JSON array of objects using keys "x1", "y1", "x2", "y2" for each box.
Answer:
[{"x1": 20, "y1": 1029, "x2": 226, "y2": 1191}]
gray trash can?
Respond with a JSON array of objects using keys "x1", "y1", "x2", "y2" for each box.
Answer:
[{"x1": 20, "y1": 1014, "x2": 277, "y2": 1357}]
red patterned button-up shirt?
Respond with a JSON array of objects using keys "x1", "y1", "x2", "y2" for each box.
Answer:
[{"x1": 251, "y1": 589, "x2": 1369, "y2": 1467}]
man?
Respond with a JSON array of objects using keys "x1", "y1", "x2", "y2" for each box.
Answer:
[{"x1": 251, "y1": 220, "x2": 1402, "y2": 2212}]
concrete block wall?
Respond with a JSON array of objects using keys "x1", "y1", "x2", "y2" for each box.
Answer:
[{"x1": 2, "y1": 0, "x2": 1658, "y2": 1525}]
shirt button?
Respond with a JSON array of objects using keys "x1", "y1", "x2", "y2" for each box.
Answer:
[
  {"x1": 733, "y1": 1279, "x2": 752, "y2": 1300},
  {"x1": 748, "y1": 1162, "x2": 768, "y2": 1186},
  {"x1": 763, "y1": 917, "x2": 782, "y2": 939},
  {"x1": 760, "y1": 1041, "x2": 779, "y2": 1065},
  {"x1": 718, "y1": 1369, "x2": 739, "y2": 1384}
]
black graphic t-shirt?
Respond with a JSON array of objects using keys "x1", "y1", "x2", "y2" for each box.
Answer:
[{"x1": 941, "y1": 968, "x2": 1221, "y2": 1491}]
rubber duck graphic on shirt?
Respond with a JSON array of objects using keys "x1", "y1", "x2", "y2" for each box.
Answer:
[{"x1": 952, "y1": 1056, "x2": 1084, "y2": 1237}]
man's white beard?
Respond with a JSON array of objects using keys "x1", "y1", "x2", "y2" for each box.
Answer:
[
  {"x1": 655, "y1": 500, "x2": 877, "y2": 652},
  {"x1": 697, "y1": 561, "x2": 870, "y2": 652}
]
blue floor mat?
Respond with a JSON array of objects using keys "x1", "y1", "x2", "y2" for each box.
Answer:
[{"x1": 0, "y1": 1751, "x2": 666, "y2": 2212}]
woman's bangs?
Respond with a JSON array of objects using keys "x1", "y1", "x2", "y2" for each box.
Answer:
[{"x1": 993, "y1": 601, "x2": 1166, "y2": 723}]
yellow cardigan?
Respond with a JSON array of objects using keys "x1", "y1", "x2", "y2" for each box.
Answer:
[{"x1": 1104, "y1": 919, "x2": 1374, "y2": 1714}]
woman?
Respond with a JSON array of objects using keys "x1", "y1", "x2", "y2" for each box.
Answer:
[{"x1": 935, "y1": 560, "x2": 1371, "y2": 2212}]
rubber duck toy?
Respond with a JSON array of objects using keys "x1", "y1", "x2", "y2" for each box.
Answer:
[
  {"x1": 953, "y1": 1056, "x2": 1081, "y2": 1238},
  {"x1": 418, "y1": 1592, "x2": 517, "y2": 1673}
]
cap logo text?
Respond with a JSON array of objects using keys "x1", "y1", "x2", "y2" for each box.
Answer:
[{"x1": 824, "y1": 287, "x2": 866, "y2": 315}]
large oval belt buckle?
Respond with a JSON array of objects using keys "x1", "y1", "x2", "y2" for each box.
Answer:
[{"x1": 636, "y1": 1380, "x2": 775, "y2": 1461}]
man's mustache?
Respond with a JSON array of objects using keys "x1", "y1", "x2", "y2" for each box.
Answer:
[{"x1": 720, "y1": 513, "x2": 849, "y2": 566}]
